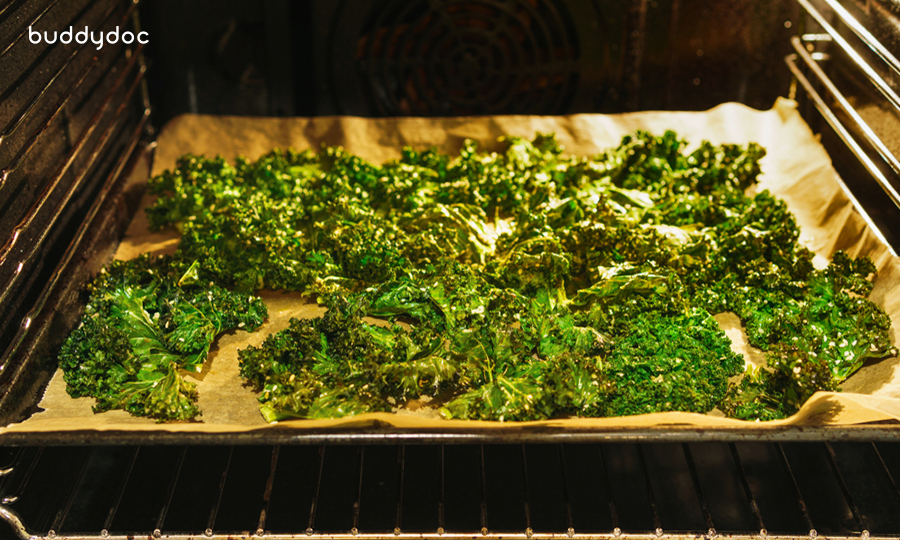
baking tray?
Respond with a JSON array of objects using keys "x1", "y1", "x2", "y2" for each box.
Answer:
[{"x1": 2, "y1": 99, "x2": 900, "y2": 444}]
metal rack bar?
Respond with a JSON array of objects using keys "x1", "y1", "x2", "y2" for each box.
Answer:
[
  {"x1": 520, "y1": 446, "x2": 532, "y2": 535},
  {"x1": 784, "y1": 52, "x2": 897, "y2": 256},
  {"x1": 438, "y1": 446, "x2": 445, "y2": 535},
  {"x1": 0, "y1": 70, "x2": 149, "y2": 373},
  {"x1": 796, "y1": 0, "x2": 900, "y2": 117},
  {"x1": 635, "y1": 446, "x2": 661, "y2": 536},
  {"x1": 790, "y1": 35, "x2": 900, "y2": 203},
  {"x1": 0, "y1": 44, "x2": 145, "y2": 271},
  {"x1": 15, "y1": 531, "x2": 900, "y2": 540},
  {"x1": 0, "y1": 448, "x2": 27, "y2": 498},
  {"x1": 596, "y1": 446, "x2": 619, "y2": 535},
  {"x1": 822, "y1": 443, "x2": 867, "y2": 534},
  {"x1": 102, "y1": 447, "x2": 139, "y2": 535},
  {"x1": 0, "y1": 504, "x2": 32, "y2": 540},
  {"x1": 352, "y1": 447, "x2": 364, "y2": 535},
  {"x1": 5, "y1": 444, "x2": 900, "y2": 539},
  {"x1": 13, "y1": 426, "x2": 900, "y2": 446},
  {"x1": 556, "y1": 446, "x2": 574, "y2": 536},
  {"x1": 0, "y1": 0, "x2": 62, "y2": 58},
  {"x1": 257, "y1": 446, "x2": 281, "y2": 536},
  {"x1": 681, "y1": 445, "x2": 715, "y2": 536},
  {"x1": 306, "y1": 446, "x2": 325, "y2": 534},
  {"x1": 206, "y1": 446, "x2": 234, "y2": 535},
  {"x1": 0, "y1": 0, "x2": 140, "y2": 181},
  {"x1": 479, "y1": 445, "x2": 489, "y2": 535},
  {"x1": 155, "y1": 447, "x2": 187, "y2": 535},
  {"x1": 1, "y1": 447, "x2": 41, "y2": 505},
  {"x1": 48, "y1": 447, "x2": 94, "y2": 535},
  {"x1": 870, "y1": 443, "x2": 900, "y2": 505},
  {"x1": 394, "y1": 446, "x2": 405, "y2": 535},
  {"x1": 728, "y1": 444, "x2": 766, "y2": 536},
  {"x1": 775, "y1": 444, "x2": 815, "y2": 537},
  {"x1": 0, "y1": 0, "x2": 122, "y2": 145},
  {"x1": 825, "y1": 0, "x2": 900, "y2": 75}
]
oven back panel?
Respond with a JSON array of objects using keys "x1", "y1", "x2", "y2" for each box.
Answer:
[{"x1": 138, "y1": 0, "x2": 800, "y2": 124}]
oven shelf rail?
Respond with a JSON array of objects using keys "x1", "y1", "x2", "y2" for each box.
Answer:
[
  {"x1": 1, "y1": 533, "x2": 885, "y2": 540},
  {"x1": 790, "y1": 0, "x2": 900, "y2": 254},
  {"x1": 2, "y1": 442, "x2": 899, "y2": 540}
]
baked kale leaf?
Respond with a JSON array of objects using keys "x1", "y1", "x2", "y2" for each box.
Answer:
[
  {"x1": 94, "y1": 130, "x2": 898, "y2": 422},
  {"x1": 59, "y1": 256, "x2": 267, "y2": 421}
]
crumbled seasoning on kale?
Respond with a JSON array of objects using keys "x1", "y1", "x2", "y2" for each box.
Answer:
[{"x1": 61, "y1": 130, "x2": 897, "y2": 423}]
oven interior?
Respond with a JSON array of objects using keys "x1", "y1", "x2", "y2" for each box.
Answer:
[{"x1": 3, "y1": 0, "x2": 900, "y2": 538}]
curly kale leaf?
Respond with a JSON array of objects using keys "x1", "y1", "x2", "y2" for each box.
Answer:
[
  {"x1": 721, "y1": 344, "x2": 838, "y2": 421},
  {"x1": 137, "y1": 130, "x2": 895, "y2": 423},
  {"x1": 239, "y1": 300, "x2": 451, "y2": 421},
  {"x1": 598, "y1": 309, "x2": 745, "y2": 416},
  {"x1": 58, "y1": 256, "x2": 267, "y2": 421}
]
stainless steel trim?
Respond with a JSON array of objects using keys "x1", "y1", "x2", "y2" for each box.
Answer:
[{"x1": 9, "y1": 424, "x2": 900, "y2": 445}]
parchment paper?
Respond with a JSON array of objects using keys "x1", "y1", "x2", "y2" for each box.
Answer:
[{"x1": 5, "y1": 97, "x2": 900, "y2": 436}]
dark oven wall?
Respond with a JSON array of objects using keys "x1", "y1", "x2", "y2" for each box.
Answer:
[
  {"x1": 138, "y1": 0, "x2": 800, "y2": 129},
  {"x1": 0, "y1": 0, "x2": 151, "y2": 422}
]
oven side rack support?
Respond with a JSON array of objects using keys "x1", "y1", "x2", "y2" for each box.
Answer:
[
  {"x1": 790, "y1": 0, "x2": 900, "y2": 255},
  {"x1": 0, "y1": 529, "x2": 887, "y2": 540}
]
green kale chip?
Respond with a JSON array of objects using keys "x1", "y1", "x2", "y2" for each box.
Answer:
[
  {"x1": 58, "y1": 256, "x2": 267, "y2": 421},
  {"x1": 68, "y1": 130, "x2": 896, "y2": 423}
]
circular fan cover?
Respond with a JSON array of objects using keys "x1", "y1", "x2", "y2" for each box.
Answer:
[{"x1": 332, "y1": 0, "x2": 583, "y2": 116}]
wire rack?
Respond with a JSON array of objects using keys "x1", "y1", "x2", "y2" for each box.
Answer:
[{"x1": 1, "y1": 442, "x2": 900, "y2": 540}]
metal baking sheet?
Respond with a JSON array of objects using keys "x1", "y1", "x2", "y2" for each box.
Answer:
[{"x1": 3, "y1": 98, "x2": 900, "y2": 443}]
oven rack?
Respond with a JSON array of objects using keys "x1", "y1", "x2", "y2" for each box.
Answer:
[
  {"x1": 787, "y1": 0, "x2": 900, "y2": 253},
  {"x1": 2, "y1": 442, "x2": 900, "y2": 540}
]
